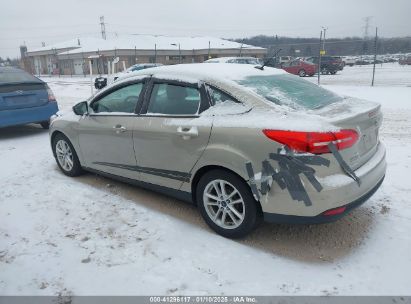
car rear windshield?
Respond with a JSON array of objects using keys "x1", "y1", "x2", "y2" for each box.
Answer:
[
  {"x1": 0, "y1": 69, "x2": 41, "y2": 84},
  {"x1": 235, "y1": 74, "x2": 343, "y2": 110}
]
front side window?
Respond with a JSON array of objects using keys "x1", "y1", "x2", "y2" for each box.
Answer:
[
  {"x1": 91, "y1": 83, "x2": 143, "y2": 113},
  {"x1": 147, "y1": 83, "x2": 201, "y2": 115}
]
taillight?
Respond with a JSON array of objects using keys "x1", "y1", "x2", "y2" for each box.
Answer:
[
  {"x1": 46, "y1": 84, "x2": 56, "y2": 102},
  {"x1": 262, "y1": 129, "x2": 359, "y2": 154}
]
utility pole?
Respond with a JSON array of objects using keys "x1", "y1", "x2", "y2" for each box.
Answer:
[
  {"x1": 317, "y1": 30, "x2": 323, "y2": 85},
  {"x1": 178, "y1": 43, "x2": 181, "y2": 64},
  {"x1": 363, "y1": 16, "x2": 372, "y2": 39},
  {"x1": 372, "y1": 27, "x2": 378, "y2": 86},
  {"x1": 154, "y1": 44, "x2": 157, "y2": 64},
  {"x1": 208, "y1": 41, "x2": 210, "y2": 60},
  {"x1": 100, "y1": 16, "x2": 106, "y2": 40}
]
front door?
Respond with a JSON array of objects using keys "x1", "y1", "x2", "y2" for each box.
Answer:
[
  {"x1": 133, "y1": 79, "x2": 212, "y2": 190},
  {"x1": 78, "y1": 81, "x2": 144, "y2": 180}
]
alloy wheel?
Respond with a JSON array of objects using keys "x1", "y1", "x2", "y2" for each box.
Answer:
[
  {"x1": 55, "y1": 139, "x2": 74, "y2": 172},
  {"x1": 203, "y1": 179, "x2": 245, "y2": 229}
]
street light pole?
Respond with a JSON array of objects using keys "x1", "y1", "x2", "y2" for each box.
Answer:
[
  {"x1": 318, "y1": 30, "x2": 323, "y2": 85},
  {"x1": 372, "y1": 27, "x2": 378, "y2": 86},
  {"x1": 322, "y1": 27, "x2": 327, "y2": 52}
]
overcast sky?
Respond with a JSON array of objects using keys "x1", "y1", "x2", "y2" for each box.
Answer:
[{"x1": 1, "y1": 0, "x2": 410, "y2": 58}]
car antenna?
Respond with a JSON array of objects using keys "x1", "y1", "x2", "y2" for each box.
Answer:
[{"x1": 255, "y1": 48, "x2": 282, "y2": 70}]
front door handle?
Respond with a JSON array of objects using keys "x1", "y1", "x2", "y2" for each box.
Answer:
[
  {"x1": 177, "y1": 126, "x2": 198, "y2": 140},
  {"x1": 113, "y1": 124, "x2": 127, "y2": 134}
]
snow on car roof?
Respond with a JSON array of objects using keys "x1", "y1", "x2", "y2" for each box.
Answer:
[{"x1": 127, "y1": 63, "x2": 286, "y2": 83}]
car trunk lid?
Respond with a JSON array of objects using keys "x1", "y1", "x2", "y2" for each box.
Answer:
[
  {"x1": 313, "y1": 97, "x2": 382, "y2": 170},
  {"x1": 0, "y1": 82, "x2": 49, "y2": 111}
]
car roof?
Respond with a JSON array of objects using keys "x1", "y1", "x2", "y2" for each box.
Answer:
[{"x1": 122, "y1": 63, "x2": 286, "y2": 84}]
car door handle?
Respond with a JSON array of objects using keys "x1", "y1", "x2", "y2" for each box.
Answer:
[
  {"x1": 113, "y1": 125, "x2": 127, "y2": 134},
  {"x1": 177, "y1": 126, "x2": 198, "y2": 140}
]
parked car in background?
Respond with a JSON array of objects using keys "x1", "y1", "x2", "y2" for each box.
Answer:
[
  {"x1": 204, "y1": 57, "x2": 262, "y2": 65},
  {"x1": 0, "y1": 67, "x2": 58, "y2": 129},
  {"x1": 355, "y1": 58, "x2": 372, "y2": 65},
  {"x1": 399, "y1": 55, "x2": 411, "y2": 65},
  {"x1": 50, "y1": 63, "x2": 385, "y2": 238},
  {"x1": 278, "y1": 56, "x2": 293, "y2": 66},
  {"x1": 306, "y1": 56, "x2": 343, "y2": 74},
  {"x1": 281, "y1": 59, "x2": 317, "y2": 77},
  {"x1": 107, "y1": 63, "x2": 163, "y2": 85},
  {"x1": 342, "y1": 56, "x2": 356, "y2": 67}
]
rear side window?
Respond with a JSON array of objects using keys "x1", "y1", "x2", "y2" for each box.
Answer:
[
  {"x1": 235, "y1": 74, "x2": 342, "y2": 110},
  {"x1": 91, "y1": 83, "x2": 143, "y2": 113},
  {"x1": 147, "y1": 83, "x2": 201, "y2": 115},
  {"x1": 0, "y1": 69, "x2": 40, "y2": 84},
  {"x1": 207, "y1": 86, "x2": 237, "y2": 105}
]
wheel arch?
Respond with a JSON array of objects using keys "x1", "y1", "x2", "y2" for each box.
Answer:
[
  {"x1": 50, "y1": 129, "x2": 65, "y2": 146},
  {"x1": 50, "y1": 129, "x2": 83, "y2": 165},
  {"x1": 190, "y1": 165, "x2": 263, "y2": 214}
]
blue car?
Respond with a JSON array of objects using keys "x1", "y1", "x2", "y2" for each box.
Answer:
[{"x1": 0, "y1": 67, "x2": 59, "y2": 129}]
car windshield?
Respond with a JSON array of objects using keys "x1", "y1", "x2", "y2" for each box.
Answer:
[
  {"x1": 235, "y1": 74, "x2": 343, "y2": 110},
  {"x1": 0, "y1": 69, "x2": 40, "y2": 84}
]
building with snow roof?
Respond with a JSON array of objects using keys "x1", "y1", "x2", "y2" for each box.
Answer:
[{"x1": 24, "y1": 35, "x2": 267, "y2": 75}]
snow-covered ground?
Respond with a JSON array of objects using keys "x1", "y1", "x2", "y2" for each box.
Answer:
[{"x1": 1, "y1": 63, "x2": 410, "y2": 296}]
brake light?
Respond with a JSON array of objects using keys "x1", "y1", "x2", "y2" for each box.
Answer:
[
  {"x1": 262, "y1": 129, "x2": 359, "y2": 154},
  {"x1": 46, "y1": 84, "x2": 56, "y2": 102}
]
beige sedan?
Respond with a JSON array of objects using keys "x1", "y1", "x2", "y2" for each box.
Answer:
[{"x1": 50, "y1": 64, "x2": 386, "y2": 238}]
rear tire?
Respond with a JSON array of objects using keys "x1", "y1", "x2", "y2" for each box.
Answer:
[
  {"x1": 298, "y1": 69, "x2": 306, "y2": 77},
  {"x1": 196, "y1": 169, "x2": 262, "y2": 238},
  {"x1": 40, "y1": 121, "x2": 50, "y2": 129},
  {"x1": 52, "y1": 133, "x2": 84, "y2": 177}
]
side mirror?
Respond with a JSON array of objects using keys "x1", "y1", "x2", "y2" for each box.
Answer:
[{"x1": 72, "y1": 101, "x2": 89, "y2": 116}]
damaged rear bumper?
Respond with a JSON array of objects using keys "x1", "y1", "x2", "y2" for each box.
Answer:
[
  {"x1": 263, "y1": 175, "x2": 384, "y2": 224},
  {"x1": 261, "y1": 141, "x2": 386, "y2": 222}
]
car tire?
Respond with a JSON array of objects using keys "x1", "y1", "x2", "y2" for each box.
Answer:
[
  {"x1": 52, "y1": 133, "x2": 84, "y2": 177},
  {"x1": 40, "y1": 121, "x2": 50, "y2": 129},
  {"x1": 196, "y1": 169, "x2": 262, "y2": 238},
  {"x1": 330, "y1": 71, "x2": 337, "y2": 75},
  {"x1": 298, "y1": 69, "x2": 306, "y2": 77}
]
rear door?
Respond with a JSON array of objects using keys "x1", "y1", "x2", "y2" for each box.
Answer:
[
  {"x1": 133, "y1": 77, "x2": 212, "y2": 190},
  {"x1": 77, "y1": 78, "x2": 146, "y2": 180}
]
